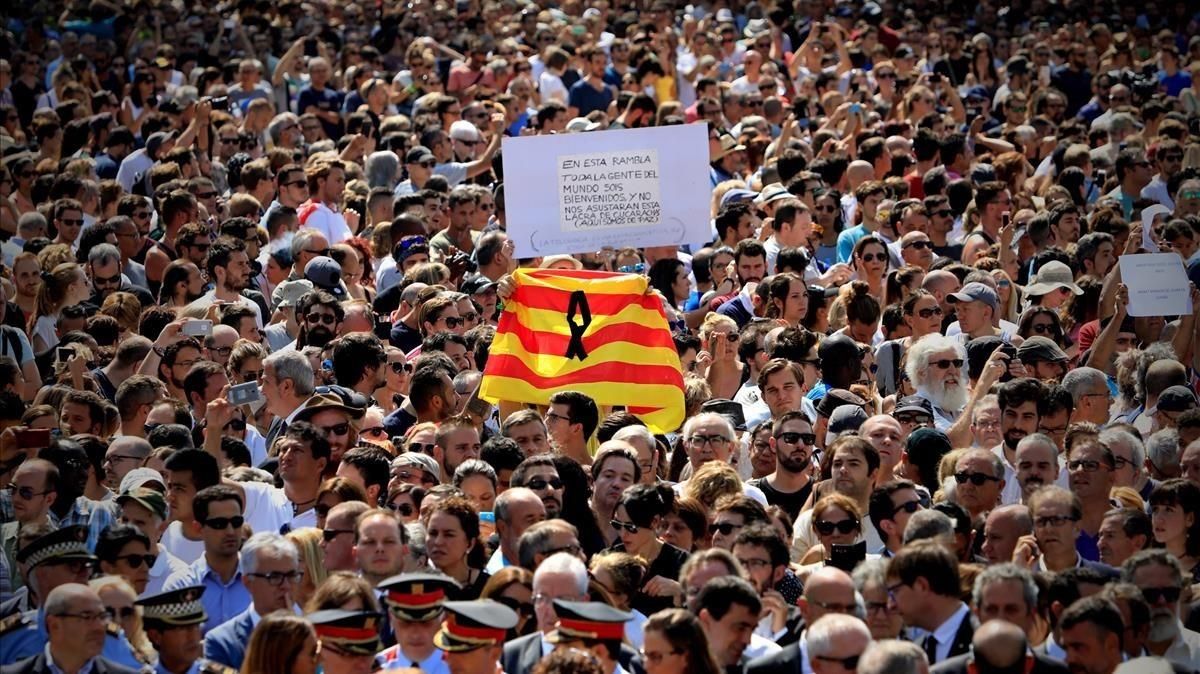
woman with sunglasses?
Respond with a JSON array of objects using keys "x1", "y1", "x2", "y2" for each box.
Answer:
[
  {"x1": 315, "y1": 477, "x2": 368, "y2": 529},
  {"x1": 641, "y1": 608, "x2": 722, "y2": 674},
  {"x1": 384, "y1": 483, "x2": 426, "y2": 524},
  {"x1": 796, "y1": 493, "x2": 871, "y2": 578},
  {"x1": 875, "y1": 290, "x2": 942, "y2": 397},
  {"x1": 850, "y1": 235, "x2": 890, "y2": 299},
  {"x1": 696, "y1": 313, "x2": 743, "y2": 399},
  {"x1": 609, "y1": 483, "x2": 689, "y2": 615},
  {"x1": 426, "y1": 496, "x2": 490, "y2": 599},
  {"x1": 8, "y1": 156, "x2": 37, "y2": 216},
  {"x1": 480, "y1": 566, "x2": 536, "y2": 640},
  {"x1": 1018, "y1": 306, "x2": 1071, "y2": 353},
  {"x1": 96, "y1": 524, "x2": 155, "y2": 595},
  {"x1": 378, "y1": 346, "x2": 411, "y2": 415}
]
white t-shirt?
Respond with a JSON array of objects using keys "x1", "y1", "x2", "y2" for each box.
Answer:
[
  {"x1": 304, "y1": 204, "x2": 352, "y2": 245},
  {"x1": 33, "y1": 314, "x2": 59, "y2": 353},
  {"x1": 539, "y1": 71, "x2": 568, "y2": 102},
  {"x1": 159, "y1": 521, "x2": 206, "y2": 564}
]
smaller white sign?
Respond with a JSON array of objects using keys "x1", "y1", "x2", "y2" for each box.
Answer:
[{"x1": 1118, "y1": 253, "x2": 1193, "y2": 317}]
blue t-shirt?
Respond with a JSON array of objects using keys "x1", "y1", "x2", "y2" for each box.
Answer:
[
  {"x1": 297, "y1": 85, "x2": 345, "y2": 139},
  {"x1": 1159, "y1": 70, "x2": 1192, "y2": 97},
  {"x1": 568, "y1": 79, "x2": 614, "y2": 117},
  {"x1": 836, "y1": 224, "x2": 870, "y2": 263}
]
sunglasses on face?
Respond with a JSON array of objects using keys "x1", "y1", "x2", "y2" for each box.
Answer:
[
  {"x1": 954, "y1": 471, "x2": 999, "y2": 486},
  {"x1": 320, "y1": 423, "x2": 351, "y2": 436},
  {"x1": 8, "y1": 483, "x2": 52, "y2": 500},
  {"x1": 1030, "y1": 323, "x2": 1055, "y2": 334},
  {"x1": 776, "y1": 431, "x2": 816, "y2": 446},
  {"x1": 322, "y1": 528, "x2": 354, "y2": 542},
  {"x1": 306, "y1": 313, "x2": 337, "y2": 325},
  {"x1": 1141, "y1": 586, "x2": 1182, "y2": 604},
  {"x1": 362, "y1": 426, "x2": 387, "y2": 438},
  {"x1": 892, "y1": 500, "x2": 923, "y2": 515},
  {"x1": 406, "y1": 442, "x2": 436, "y2": 455},
  {"x1": 858, "y1": 253, "x2": 886, "y2": 263},
  {"x1": 106, "y1": 606, "x2": 137, "y2": 620},
  {"x1": 223, "y1": 418, "x2": 247, "y2": 432},
  {"x1": 610, "y1": 519, "x2": 639, "y2": 534},
  {"x1": 114, "y1": 553, "x2": 157, "y2": 569},
  {"x1": 815, "y1": 518, "x2": 859, "y2": 535},
  {"x1": 709, "y1": 522, "x2": 741, "y2": 535},
  {"x1": 204, "y1": 516, "x2": 245, "y2": 530},
  {"x1": 903, "y1": 240, "x2": 931, "y2": 250},
  {"x1": 526, "y1": 477, "x2": 563, "y2": 490},
  {"x1": 917, "y1": 306, "x2": 944, "y2": 319},
  {"x1": 387, "y1": 502, "x2": 415, "y2": 516},
  {"x1": 439, "y1": 316, "x2": 463, "y2": 328},
  {"x1": 931, "y1": 358, "x2": 963, "y2": 369}
]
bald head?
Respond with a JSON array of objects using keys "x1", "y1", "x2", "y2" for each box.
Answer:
[
  {"x1": 1145, "y1": 360, "x2": 1187, "y2": 401},
  {"x1": 972, "y1": 620, "x2": 1027, "y2": 669},
  {"x1": 802, "y1": 566, "x2": 857, "y2": 622},
  {"x1": 846, "y1": 161, "x2": 875, "y2": 188}
]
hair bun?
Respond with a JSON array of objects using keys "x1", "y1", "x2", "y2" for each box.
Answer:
[{"x1": 39, "y1": 270, "x2": 52, "y2": 282}]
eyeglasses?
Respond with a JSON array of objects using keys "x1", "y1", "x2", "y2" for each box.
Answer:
[
  {"x1": 407, "y1": 442, "x2": 436, "y2": 454},
  {"x1": 932, "y1": 209, "x2": 953, "y2": 217},
  {"x1": 495, "y1": 596, "x2": 535, "y2": 617},
  {"x1": 461, "y1": 312, "x2": 479, "y2": 323},
  {"x1": 247, "y1": 570, "x2": 304, "y2": 586},
  {"x1": 8, "y1": 483, "x2": 52, "y2": 500},
  {"x1": 59, "y1": 218, "x2": 84, "y2": 227},
  {"x1": 386, "y1": 502, "x2": 415, "y2": 516},
  {"x1": 223, "y1": 418, "x2": 247, "y2": 432},
  {"x1": 322, "y1": 528, "x2": 354, "y2": 542},
  {"x1": 306, "y1": 313, "x2": 337, "y2": 325},
  {"x1": 776, "y1": 431, "x2": 816, "y2": 446},
  {"x1": 203, "y1": 516, "x2": 245, "y2": 530},
  {"x1": 242, "y1": 370, "x2": 264, "y2": 383},
  {"x1": 709, "y1": 521, "x2": 743, "y2": 535},
  {"x1": 390, "y1": 361, "x2": 413, "y2": 374},
  {"x1": 815, "y1": 518, "x2": 860, "y2": 535},
  {"x1": 284, "y1": 180, "x2": 308, "y2": 189},
  {"x1": 1030, "y1": 323, "x2": 1055, "y2": 335},
  {"x1": 114, "y1": 553, "x2": 157, "y2": 569},
  {"x1": 894, "y1": 414, "x2": 932, "y2": 426},
  {"x1": 362, "y1": 426, "x2": 387, "y2": 438},
  {"x1": 954, "y1": 471, "x2": 1000, "y2": 486},
  {"x1": 305, "y1": 247, "x2": 331, "y2": 257},
  {"x1": 903, "y1": 240, "x2": 931, "y2": 250},
  {"x1": 1068, "y1": 459, "x2": 1112, "y2": 472},
  {"x1": 858, "y1": 253, "x2": 886, "y2": 263},
  {"x1": 610, "y1": 519, "x2": 639, "y2": 534},
  {"x1": 814, "y1": 655, "x2": 861, "y2": 670},
  {"x1": 931, "y1": 358, "x2": 964, "y2": 369},
  {"x1": 1141, "y1": 586, "x2": 1182, "y2": 604},
  {"x1": 53, "y1": 611, "x2": 108, "y2": 623},
  {"x1": 916, "y1": 306, "x2": 944, "y2": 319},
  {"x1": 1034, "y1": 514, "x2": 1077, "y2": 528},
  {"x1": 526, "y1": 477, "x2": 564, "y2": 490},
  {"x1": 542, "y1": 543, "x2": 583, "y2": 557},
  {"x1": 688, "y1": 435, "x2": 731, "y2": 447},
  {"x1": 892, "y1": 500, "x2": 923, "y2": 515},
  {"x1": 319, "y1": 422, "x2": 351, "y2": 436},
  {"x1": 438, "y1": 316, "x2": 463, "y2": 328}
]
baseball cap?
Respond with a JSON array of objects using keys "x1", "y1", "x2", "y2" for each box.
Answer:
[
  {"x1": 119, "y1": 467, "x2": 166, "y2": 494},
  {"x1": 1156, "y1": 386, "x2": 1198, "y2": 413},
  {"x1": 117, "y1": 487, "x2": 168, "y2": 520},
  {"x1": 304, "y1": 256, "x2": 346, "y2": 298},
  {"x1": 145, "y1": 131, "x2": 176, "y2": 158},
  {"x1": 460, "y1": 275, "x2": 497, "y2": 296},
  {"x1": 965, "y1": 86, "x2": 990, "y2": 101},
  {"x1": 405, "y1": 146, "x2": 435, "y2": 164},
  {"x1": 818, "y1": 334, "x2": 866, "y2": 365},
  {"x1": 893, "y1": 396, "x2": 934, "y2": 418},
  {"x1": 1016, "y1": 336, "x2": 1069, "y2": 364},
  {"x1": 816, "y1": 388, "x2": 868, "y2": 419},
  {"x1": 701, "y1": 399, "x2": 747, "y2": 431},
  {"x1": 948, "y1": 282, "x2": 999, "y2": 312},
  {"x1": 828, "y1": 405, "x2": 869, "y2": 437}
]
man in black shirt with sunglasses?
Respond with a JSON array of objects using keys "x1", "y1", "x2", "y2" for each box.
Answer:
[{"x1": 747, "y1": 411, "x2": 815, "y2": 521}]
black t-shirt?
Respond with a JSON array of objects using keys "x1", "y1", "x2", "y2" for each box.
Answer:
[
  {"x1": 389, "y1": 321, "x2": 423, "y2": 352},
  {"x1": 748, "y1": 476, "x2": 813, "y2": 521}
]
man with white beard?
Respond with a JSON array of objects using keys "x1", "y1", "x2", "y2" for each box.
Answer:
[
  {"x1": 1120, "y1": 549, "x2": 1200, "y2": 670},
  {"x1": 905, "y1": 335, "x2": 969, "y2": 433}
]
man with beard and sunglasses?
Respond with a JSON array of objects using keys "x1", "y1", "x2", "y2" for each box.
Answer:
[
  {"x1": 1120, "y1": 549, "x2": 1200, "y2": 670},
  {"x1": 907, "y1": 334, "x2": 970, "y2": 432},
  {"x1": 184, "y1": 238, "x2": 263, "y2": 330},
  {"x1": 993, "y1": 378, "x2": 1051, "y2": 505},
  {"x1": 294, "y1": 289, "x2": 345, "y2": 350},
  {"x1": 748, "y1": 411, "x2": 816, "y2": 521}
]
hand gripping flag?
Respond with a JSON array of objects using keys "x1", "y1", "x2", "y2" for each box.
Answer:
[{"x1": 479, "y1": 268, "x2": 686, "y2": 434}]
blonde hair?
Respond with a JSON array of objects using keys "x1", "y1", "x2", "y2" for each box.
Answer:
[
  {"x1": 90, "y1": 576, "x2": 155, "y2": 665},
  {"x1": 683, "y1": 461, "x2": 743, "y2": 509},
  {"x1": 286, "y1": 527, "x2": 328, "y2": 607},
  {"x1": 697, "y1": 313, "x2": 737, "y2": 347},
  {"x1": 101, "y1": 291, "x2": 142, "y2": 333}
]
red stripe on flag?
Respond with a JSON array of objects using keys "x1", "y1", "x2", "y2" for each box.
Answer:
[
  {"x1": 484, "y1": 354, "x2": 685, "y2": 389},
  {"x1": 496, "y1": 315, "x2": 677, "y2": 353},
  {"x1": 524, "y1": 269, "x2": 635, "y2": 281}
]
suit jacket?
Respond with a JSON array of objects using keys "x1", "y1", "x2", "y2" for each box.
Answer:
[
  {"x1": 942, "y1": 610, "x2": 976, "y2": 663},
  {"x1": 500, "y1": 632, "x2": 645, "y2": 674},
  {"x1": 0, "y1": 652, "x2": 141, "y2": 674},
  {"x1": 203, "y1": 607, "x2": 256, "y2": 670},
  {"x1": 746, "y1": 641, "x2": 805, "y2": 674},
  {"x1": 931, "y1": 651, "x2": 1069, "y2": 674}
]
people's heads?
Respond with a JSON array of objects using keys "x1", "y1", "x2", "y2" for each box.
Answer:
[
  {"x1": 980, "y1": 503, "x2": 1033, "y2": 565},
  {"x1": 972, "y1": 563, "x2": 1038, "y2": 636},
  {"x1": 693, "y1": 576, "x2": 762, "y2": 666},
  {"x1": 511, "y1": 456, "x2": 563, "y2": 518},
  {"x1": 1014, "y1": 433, "x2": 1059, "y2": 500},
  {"x1": 241, "y1": 532, "x2": 302, "y2": 614},
  {"x1": 44, "y1": 583, "x2": 109, "y2": 660},
  {"x1": 1097, "y1": 507, "x2": 1151, "y2": 569},
  {"x1": 1059, "y1": 596, "x2": 1125, "y2": 674},
  {"x1": 799, "y1": 565, "x2": 858, "y2": 625},
  {"x1": 1066, "y1": 438, "x2": 1117, "y2": 502},
  {"x1": 729, "y1": 523, "x2": 789, "y2": 595},
  {"x1": 1147, "y1": 478, "x2": 1200, "y2": 558},
  {"x1": 95, "y1": 524, "x2": 153, "y2": 594},
  {"x1": 828, "y1": 436, "x2": 880, "y2": 500},
  {"x1": 885, "y1": 541, "x2": 961, "y2": 628},
  {"x1": 353, "y1": 509, "x2": 408, "y2": 581},
  {"x1": 531, "y1": 552, "x2": 589, "y2": 633},
  {"x1": 681, "y1": 412, "x2": 736, "y2": 469},
  {"x1": 1027, "y1": 485, "x2": 1083, "y2": 558},
  {"x1": 9, "y1": 458, "x2": 58, "y2": 523},
  {"x1": 192, "y1": 484, "x2": 245, "y2": 558},
  {"x1": 868, "y1": 479, "x2": 925, "y2": 551},
  {"x1": 545, "y1": 390, "x2": 599, "y2": 452},
  {"x1": 905, "y1": 334, "x2": 967, "y2": 412},
  {"x1": 642, "y1": 609, "x2": 721, "y2": 674}
]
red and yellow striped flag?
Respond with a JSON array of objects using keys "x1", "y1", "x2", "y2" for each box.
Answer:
[{"x1": 479, "y1": 268, "x2": 686, "y2": 434}]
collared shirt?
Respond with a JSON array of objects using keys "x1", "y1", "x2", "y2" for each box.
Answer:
[
  {"x1": 44, "y1": 642, "x2": 99, "y2": 674},
  {"x1": 163, "y1": 556, "x2": 251, "y2": 632},
  {"x1": 1162, "y1": 621, "x2": 1200, "y2": 670},
  {"x1": 925, "y1": 602, "x2": 970, "y2": 664},
  {"x1": 484, "y1": 547, "x2": 510, "y2": 575},
  {"x1": 379, "y1": 645, "x2": 449, "y2": 674},
  {"x1": 1036, "y1": 552, "x2": 1084, "y2": 572},
  {"x1": 143, "y1": 547, "x2": 190, "y2": 598}
]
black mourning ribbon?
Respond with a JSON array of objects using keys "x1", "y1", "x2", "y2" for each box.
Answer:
[{"x1": 565, "y1": 290, "x2": 592, "y2": 361}]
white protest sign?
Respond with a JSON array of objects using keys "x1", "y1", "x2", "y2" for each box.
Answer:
[
  {"x1": 502, "y1": 125, "x2": 711, "y2": 257},
  {"x1": 1118, "y1": 253, "x2": 1192, "y2": 317}
]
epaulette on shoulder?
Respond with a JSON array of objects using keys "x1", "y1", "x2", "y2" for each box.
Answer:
[{"x1": 0, "y1": 611, "x2": 30, "y2": 635}]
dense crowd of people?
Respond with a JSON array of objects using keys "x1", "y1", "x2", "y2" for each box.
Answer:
[{"x1": 2, "y1": 0, "x2": 1200, "y2": 673}]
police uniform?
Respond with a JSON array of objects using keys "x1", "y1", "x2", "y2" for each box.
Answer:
[
  {"x1": 434, "y1": 600, "x2": 518, "y2": 674},
  {"x1": 547, "y1": 601, "x2": 635, "y2": 674},
  {"x1": 137, "y1": 586, "x2": 237, "y2": 674},
  {"x1": 0, "y1": 526, "x2": 145, "y2": 670},
  {"x1": 375, "y1": 573, "x2": 460, "y2": 674},
  {"x1": 311, "y1": 609, "x2": 384, "y2": 674}
]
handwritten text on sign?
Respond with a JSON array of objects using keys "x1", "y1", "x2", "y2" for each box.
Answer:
[{"x1": 558, "y1": 150, "x2": 661, "y2": 231}]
